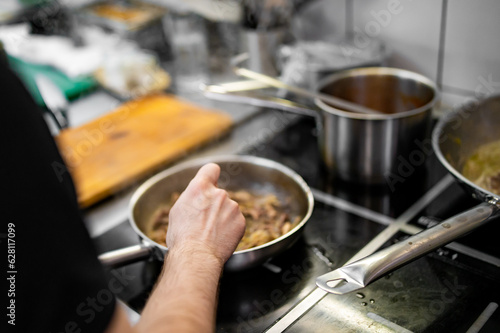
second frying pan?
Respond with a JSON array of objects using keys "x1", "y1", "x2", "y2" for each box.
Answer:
[{"x1": 316, "y1": 95, "x2": 500, "y2": 295}]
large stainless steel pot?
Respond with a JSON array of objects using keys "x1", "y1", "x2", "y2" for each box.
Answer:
[
  {"x1": 315, "y1": 67, "x2": 438, "y2": 183},
  {"x1": 99, "y1": 155, "x2": 314, "y2": 271},
  {"x1": 316, "y1": 95, "x2": 500, "y2": 295},
  {"x1": 204, "y1": 67, "x2": 439, "y2": 184}
]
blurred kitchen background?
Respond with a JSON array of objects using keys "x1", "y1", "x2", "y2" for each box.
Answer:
[{"x1": 1, "y1": 0, "x2": 498, "y2": 121}]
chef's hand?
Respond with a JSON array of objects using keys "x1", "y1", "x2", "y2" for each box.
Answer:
[
  {"x1": 132, "y1": 163, "x2": 246, "y2": 333},
  {"x1": 167, "y1": 163, "x2": 246, "y2": 267}
]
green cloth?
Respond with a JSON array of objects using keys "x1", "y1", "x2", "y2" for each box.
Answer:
[
  {"x1": 17, "y1": 0, "x2": 48, "y2": 5},
  {"x1": 7, "y1": 54, "x2": 96, "y2": 107}
]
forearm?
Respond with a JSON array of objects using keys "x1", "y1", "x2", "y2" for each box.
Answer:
[
  {"x1": 135, "y1": 246, "x2": 223, "y2": 332},
  {"x1": 114, "y1": 163, "x2": 245, "y2": 333}
]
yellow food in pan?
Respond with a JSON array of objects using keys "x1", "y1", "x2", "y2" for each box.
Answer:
[{"x1": 463, "y1": 139, "x2": 500, "y2": 196}]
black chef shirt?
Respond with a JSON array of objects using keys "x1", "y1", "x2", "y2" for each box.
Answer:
[{"x1": 1, "y1": 62, "x2": 116, "y2": 332}]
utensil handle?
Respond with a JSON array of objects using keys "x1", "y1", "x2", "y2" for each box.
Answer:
[
  {"x1": 234, "y1": 67, "x2": 384, "y2": 115},
  {"x1": 317, "y1": 202, "x2": 499, "y2": 294},
  {"x1": 98, "y1": 244, "x2": 155, "y2": 269},
  {"x1": 203, "y1": 85, "x2": 318, "y2": 118}
]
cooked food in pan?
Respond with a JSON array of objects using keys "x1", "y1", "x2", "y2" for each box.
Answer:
[
  {"x1": 463, "y1": 139, "x2": 500, "y2": 196},
  {"x1": 148, "y1": 190, "x2": 301, "y2": 251}
]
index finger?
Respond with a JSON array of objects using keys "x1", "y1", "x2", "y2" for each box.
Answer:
[{"x1": 195, "y1": 163, "x2": 221, "y2": 186}]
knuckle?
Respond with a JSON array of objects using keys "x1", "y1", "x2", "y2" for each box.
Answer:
[
  {"x1": 236, "y1": 215, "x2": 246, "y2": 231},
  {"x1": 213, "y1": 188, "x2": 228, "y2": 201},
  {"x1": 227, "y1": 198, "x2": 239, "y2": 209}
]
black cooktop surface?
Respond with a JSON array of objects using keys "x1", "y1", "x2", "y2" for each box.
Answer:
[{"x1": 94, "y1": 114, "x2": 500, "y2": 332}]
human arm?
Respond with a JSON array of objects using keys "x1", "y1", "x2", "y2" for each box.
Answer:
[
  {"x1": 105, "y1": 163, "x2": 246, "y2": 333},
  {"x1": 0, "y1": 59, "x2": 243, "y2": 333}
]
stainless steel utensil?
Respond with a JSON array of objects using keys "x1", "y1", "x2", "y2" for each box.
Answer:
[
  {"x1": 316, "y1": 67, "x2": 438, "y2": 183},
  {"x1": 234, "y1": 67, "x2": 384, "y2": 115},
  {"x1": 206, "y1": 67, "x2": 439, "y2": 184},
  {"x1": 204, "y1": 80, "x2": 271, "y2": 93},
  {"x1": 99, "y1": 155, "x2": 314, "y2": 271},
  {"x1": 202, "y1": 84, "x2": 317, "y2": 117},
  {"x1": 316, "y1": 95, "x2": 500, "y2": 295},
  {"x1": 35, "y1": 74, "x2": 69, "y2": 130}
]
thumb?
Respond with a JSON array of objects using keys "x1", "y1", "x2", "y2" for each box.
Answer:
[{"x1": 195, "y1": 163, "x2": 221, "y2": 186}]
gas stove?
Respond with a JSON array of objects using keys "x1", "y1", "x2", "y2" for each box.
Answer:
[{"x1": 93, "y1": 114, "x2": 500, "y2": 332}]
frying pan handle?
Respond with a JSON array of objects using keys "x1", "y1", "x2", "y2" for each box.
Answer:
[
  {"x1": 99, "y1": 244, "x2": 155, "y2": 269},
  {"x1": 317, "y1": 202, "x2": 500, "y2": 295}
]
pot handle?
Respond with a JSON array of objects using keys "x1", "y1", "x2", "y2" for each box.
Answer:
[
  {"x1": 202, "y1": 84, "x2": 318, "y2": 118},
  {"x1": 99, "y1": 244, "x2": 155, "y2": 269},
  {"x1": 316, "y1": 201, "x2": 500, "y2": 295}
]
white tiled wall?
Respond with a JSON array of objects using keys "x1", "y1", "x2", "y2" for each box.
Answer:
[
  {"x1": 350, "y1": 0, "x2": 500, "y2": 110},
  {"x1": 291, "y1": 0, "x2": 346, "y2": 41},
  {"x1": 443, "y1": 0, "x2": 500, "y2": 99},
  {"x1": 352, "y1": 0, "x2": 442, "y2": 81}
]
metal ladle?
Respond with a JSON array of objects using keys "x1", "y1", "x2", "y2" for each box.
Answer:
[{"x1": 233, "y1": 67, "x2": 384, "y2": 115}]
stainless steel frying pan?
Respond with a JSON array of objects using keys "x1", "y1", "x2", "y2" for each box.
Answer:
[
  {"x1": 316, "y1": 95, "x2": 500, "y2": 294},
  {"x1": 99, "y1": 155, "x2": 314, "y2": 271}
]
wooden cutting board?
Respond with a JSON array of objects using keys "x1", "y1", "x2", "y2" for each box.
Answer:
[{"x1": 55, "y1": 94, "x2": 233, "y2": 208}]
